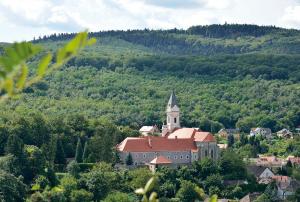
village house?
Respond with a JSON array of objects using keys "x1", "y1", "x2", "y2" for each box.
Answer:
[
  {"x1": 249, "y1": 127, "x2": 272, "y2": 139},
  {"x1": 246, "y1": 165, "x2": 274, "y2": 184},
  {"x1": 277, "y1": 128, "x2": 293, "y2": 139},
  {"x1": 239, "y1": 192, "x2": 261, "y2": 202},
  {"x1": 116, "y1": 91, "x2": 220, "y2": 170},
  {"x1": 287, "y1": 156, "x2": 300, "y2": 167},
  {"x1": 139, "y1": 125, "x2": 159, "y2": 136},
  {"x1": 256, "y1": 155, "x2": 286, "y2": 168},
  {"x1": 272, "y1": 175, "x2": 300, "y2": 200},
  {"x1": 218, "y1": 128, "x2": 240, "y2": 140}
]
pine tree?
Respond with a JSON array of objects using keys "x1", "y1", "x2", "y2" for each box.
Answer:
[
  {"x1": 55, "y1": 139, "x2": 66, "y2": 164},
  {"x1": 75, "y1": 138, "x2": 83, "y2": 163},
  {"x1": 82, "y1": 141, "x2": 89, "y2": 163},
  {"x1": 125, "y1": 153, "x2": 133, "y2": 166}
]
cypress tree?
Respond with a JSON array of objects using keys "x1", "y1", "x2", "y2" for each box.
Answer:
[
  {"x1": 82, "y1": 141, "x2": 89, "y2": 163},
  {"x1": 75, "y1": 138, "x2": 83, "y2": 163},
  {"x1": 5, "y1": 134, "x2": 24, "y2": 159},
  {"x1": 54, "y1": 139, "x2": 66, "y2": 164},
  {"x1": 125, "y1": 153, "x2": 133, "y2": 166},
  {"x1": 227, "y1": 134, "x2": 235, "y2": 148}
]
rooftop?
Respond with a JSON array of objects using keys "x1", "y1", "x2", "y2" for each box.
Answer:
[{"x1": 150, "y1": 155, "x2": 172, "y2": 164}]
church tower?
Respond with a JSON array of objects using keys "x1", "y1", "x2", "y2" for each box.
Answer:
[{"x1": 166, "y1": 91, "x2": 180, "y2": 131}]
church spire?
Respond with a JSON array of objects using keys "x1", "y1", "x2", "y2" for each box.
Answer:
[
  {"x1": 167, "y1": 90, "x2": 178, "y2": 108},
  {"x1": 166, "y1": 91, "x2": 180, "y2": 131}
]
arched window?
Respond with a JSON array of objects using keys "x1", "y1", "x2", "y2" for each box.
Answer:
[
  {"x1": 205, "y1": 150, "x2": 208, "y2": 157},
  {"x1": 174, "y1": 117, "x2": 177, "y2": 123},
  {"x1": 211, "y1": 149, "x2": 214, "y2": 158}
]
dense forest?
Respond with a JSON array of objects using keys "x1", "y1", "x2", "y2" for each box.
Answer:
[
  {"x1": 0, "y1": 24, "x2": 300, "y2": 201},
  {"x1": 1, "y1": 24, "x2": 299, "y2": 131}
]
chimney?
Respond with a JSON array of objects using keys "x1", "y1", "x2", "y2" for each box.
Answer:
[{"x1": 148, "y1": 137, "x2": 152, "y2": 148}]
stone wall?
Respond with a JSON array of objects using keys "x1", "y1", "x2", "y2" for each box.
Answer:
[{"x1": 120, "y1": 150, "x2": 191, "y2": 166}]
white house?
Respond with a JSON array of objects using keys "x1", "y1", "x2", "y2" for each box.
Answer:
[
  {"x1": 277, "y1": 128, "x2": 293, "y2": 139},
  {"x1": 139, "y1": 125, "x2": 159, "y2": 136},
  {"x1": 250, "y1": 128, "x2": 272, "y2": 139},
  {"x1": 246, "y1": 165, "x2": 274, "y2": 184}
]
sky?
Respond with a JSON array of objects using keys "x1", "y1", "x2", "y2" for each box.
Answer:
[{"x1": 0, "y1": 0, "x2": 300, "y2": 42}]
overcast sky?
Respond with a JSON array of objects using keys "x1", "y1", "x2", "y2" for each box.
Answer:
[{"x1": 0, "y1": 0, "x2": 300, "y2": 42}]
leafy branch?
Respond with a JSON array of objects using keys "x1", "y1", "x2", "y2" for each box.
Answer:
[
  {"x1": 0, "y1": 31, "x2": 96, "y2": 100},
  {"x1": 135, "y1": 177, "x2": 158, "y2": 202}
]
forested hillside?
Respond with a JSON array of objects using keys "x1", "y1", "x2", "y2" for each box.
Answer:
[{"x1": 1, "y1": 24, "x2": 300, "y2": 132}]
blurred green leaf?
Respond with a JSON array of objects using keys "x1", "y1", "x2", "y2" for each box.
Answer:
[
  {"x1": 3, "y1": 78, "x2": 13, "y2": 96},
  {"x1": 16, "y1": 64, "x2": 28, "y2": 89},
  {"x1": 144, "y1": 177, "x2": 156, "y2": 193},
  {"x1": 37, "y1": 53, "x2": 52, "y2": 77},
  {"x1": 209, "y1": 194, "x2": 218, "y2": 202},
  {"x1": 135, "y1": 188, "x2": 145, "y2": 195},
  {"x1": 149, "y1": 192, "x2": 158, "y2": 202}
]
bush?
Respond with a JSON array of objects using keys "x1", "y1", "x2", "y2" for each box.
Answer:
[
  {"x1": 66, "y1": 160, "x2": 80, "y2": 178},
  {"x1": 102, "y1": 191, "x2": 133, "y2": 202},
  {"x1": 70, "y1": 189, "x2": 93, "y2": 202}
]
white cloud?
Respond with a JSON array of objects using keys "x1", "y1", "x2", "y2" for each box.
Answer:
[
  {"x1": 0, "y1": 0, "x2": 299, "y2": 42},
  {"x1": 279, "y1": 6, "x2": 300, "y2": 28}
]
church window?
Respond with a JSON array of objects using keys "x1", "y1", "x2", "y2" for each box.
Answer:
[
  {"x1": 135, "y1": 154, "x2": 138, "y2": 158},
  {"x1": 174, "y1": 117, "x2": 177, "y2": 123},
  {"x1": 174, "y1": 156, "x2": 178, "y2": 159},
  {"x1": 186, "y1": 155, "x2": 189, "y2": 159},
  {"x1": 180, "y1": 155, "x2": 183, "y2": 159},
  {"x1": 205, "y1": 150, "x2": 208, "y2": 157},
  {"x1": 211, "y1": 150, "x2": 214, "y2": 158},
  {"x1": 167, "y1": 156, "x2": 170, "y2": 159},
  {"x1": 143, "y1": 154, "x2": 146, "y2": 158}
]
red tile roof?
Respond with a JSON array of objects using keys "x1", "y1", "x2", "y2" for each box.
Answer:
[
  {"x1": 272, "y1": 175, "x2": 290, "y2": 183},
  {"x1": 168, "y1": 128, "x2": 197, "y2": 139},
  {"x1": 168, "y1": 128, "x2": 216, "y2": 142},
  {"x1": 289, "y1": 157, "x2": 300, "y2": 164},
  {"x1": 194, "y1": 132, "x2": 216, "y2": 142},
  {"x1": 117, "y1": 136, "x2": 197, "y2": 152},
  {"x1": 150, "y1": 156, "x2": 172, "y2": 164}
]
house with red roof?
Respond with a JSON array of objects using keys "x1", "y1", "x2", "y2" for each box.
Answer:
[{"x1": 116, "y1": 91, "x2": 220, "y2": 168}]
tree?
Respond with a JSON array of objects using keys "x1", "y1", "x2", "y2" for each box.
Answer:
[
  {"x1": 70, "y1": 189, "x2": 94, "y2": 202},
  {"x1": 0, "y1": 154, "x2": 21, "y2": 175},
  {"x1": 82, "y1": 141, "x2": 90, "y2": 163},
  {"x1": 75, "y1": 138, "x2": 83, "y2": 163},
  {"x1": 55, "y1": 138, "x2": 66, "y2": 164},
  {"x1": 103, "y1": 191, "x2": 133, "y2": 202},
  {"x1": 176, "y1": 180, "x2": 202, "y2": 202},
  {"x1": 227, "y1": 134, "x2": 235, "y2": 147},
  {"x1": 193, "y1": 158, "x2": 219, "y2": 179},
  {"x1": 5, "y1": 134, "x2": 24, "y2": 159},
  {"x1": 67, "y1": 160, "x2": 80, "y2": 178},
  {"x1": 80, "y1": 162, "x2": 117, "y2": 200},
  {"x1": 253, "y1": 193, "x2": 270, "y2": 202},
  {"x1": 126, "y1": 153, "x2": 133, "y2": 166},
  {"x1": 204, "y1": 174, "x2": 223, "y2": 190},
  {"x1": 128, "y1": 168, "x2": 153, "y2": 190},
  {"x1": 0, "y1": 169, "x2": 27, "y2": 202},
  {"x1": 220, "y1": 150, "x2": 247, "y2": 179},
  {"x1": 60, "y1": 175, "x2": 78, "y2": 199}
]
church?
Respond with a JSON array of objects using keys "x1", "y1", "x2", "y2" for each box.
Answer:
[{"x1": 117, "y1": 91, "x2": 220, "y2": 170}]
